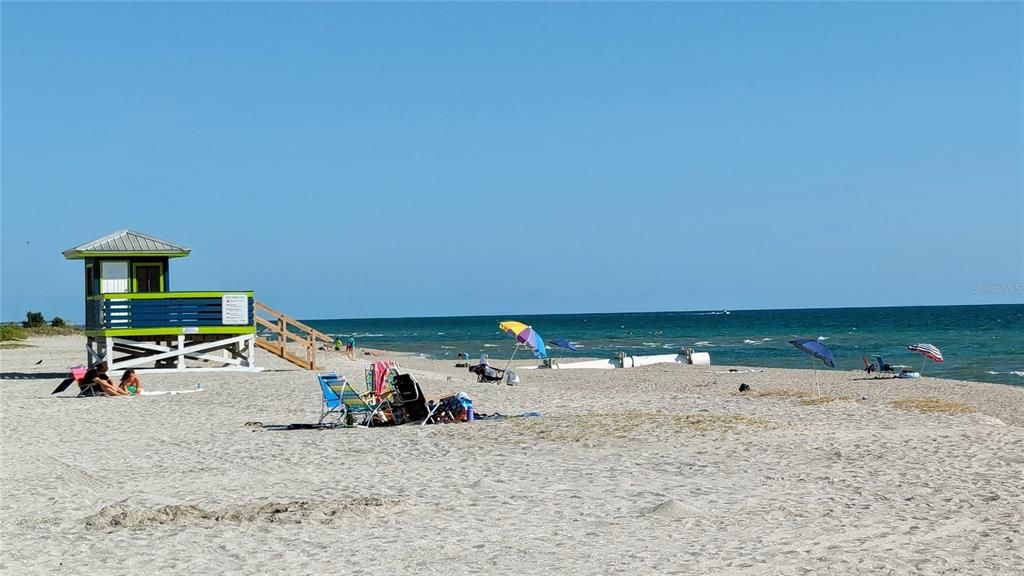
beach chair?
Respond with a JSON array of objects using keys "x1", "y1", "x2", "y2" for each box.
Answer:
[
  {"x1": 390, "y1": 373, "x2": 450, "y2": 425},
  {"x1": 51, "y1": 365, "x2": 88, "y2": 395},
  {"x1": 387, "y1": 373, "x2": 425, "y2": 425},
  {"x1": 365, "y1": 360, "x2": 401, "y2": 399},
  {"x1": 317, "y1": 372, "x2": 347, "y2": 425},
  {"x1": 874, "y1": 356, "x2": 896, "y2": 377},
  {"x1": 429, "y1": 395, "x2": 463, "y2": 424},
  {"x1": 469, "y1": 364, "x2": 504, "y2": 383},
  {"x1": 339, "y1": 379, "x2": 388, "y2": 426},
  {"x1": 317, "y1": 371, "x2": 387, "y2": 426},
  {"x1": 862, "y1": 357, "x2": 877, "y2": 376},
  {"x1": 74, "y1": 365, "x2": 111, "y2": 397}
]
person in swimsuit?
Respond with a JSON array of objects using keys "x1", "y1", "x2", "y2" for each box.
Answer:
[
  {"x1": 119, "y1": 369, "x2": 142, "y2": 395},
  {"x1": 79, "y1": 361, "x2": 127, "y2": 396}
]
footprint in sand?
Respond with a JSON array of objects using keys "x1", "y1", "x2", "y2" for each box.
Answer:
[
  {"x1": 638, "y1": 498, "x2": 701, "y2": 519},
  {"x1": 467, "y1": 478, "x2": 501, "y2": 491}
]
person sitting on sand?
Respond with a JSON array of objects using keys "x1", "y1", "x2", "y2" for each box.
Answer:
[
  {"x1": 119, "y1": 368, "x2": 142, "y2": 396},
  {"x1": 79, "y1": 361, "x2": 127, "y2": 396}
]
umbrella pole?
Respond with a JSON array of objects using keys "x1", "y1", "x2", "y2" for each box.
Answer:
[
  {"x1": 811, "y1": 357, "x2": 820, "y2": 397},
  {"x1": 502, "y1": 343, "x2": 520, "y2": 377}
]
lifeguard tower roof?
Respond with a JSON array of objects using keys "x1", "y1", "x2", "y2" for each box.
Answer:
[{"x1": 63, "y1": 229, "x2": 191, "y2": 260}]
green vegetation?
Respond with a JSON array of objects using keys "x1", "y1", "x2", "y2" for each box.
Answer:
[
  {"x1": 0, "y1": 325, "x2": 27, "y2": 341},
  {"x1": 24, "y1": 324, "x2": 84, "y2": 337},
  {"x1": 2, "y1": 312, "x2": 83, "y2": 341},
  {"x1": 23, "y1": 311, "x2": 45, "y2": 328}
]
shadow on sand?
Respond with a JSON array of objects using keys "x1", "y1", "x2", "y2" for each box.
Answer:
[{"x1": 0, "y1": 372, "x2": 68, "y2": 380}]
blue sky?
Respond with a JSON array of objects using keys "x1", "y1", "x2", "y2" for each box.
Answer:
[{"x1": 2, "y1": 2, "x2": 1021, "y2": 322}]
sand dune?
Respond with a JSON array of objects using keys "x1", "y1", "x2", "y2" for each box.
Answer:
[{"x1": 2, "y1": 336, "x2": 1022, "y2": 575}]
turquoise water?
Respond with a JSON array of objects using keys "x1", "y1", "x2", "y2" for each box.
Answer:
[{"x1": 304, "y1": 305, "x2": 1023, "y2": 386}]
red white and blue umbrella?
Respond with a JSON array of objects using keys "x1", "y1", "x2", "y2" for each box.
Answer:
[
  {"x1": 907, "y1": 343, "x2": 943, "y2": 363},
  {"x1": 907, "y1": 343, "x2": 943, "y2": 373}
]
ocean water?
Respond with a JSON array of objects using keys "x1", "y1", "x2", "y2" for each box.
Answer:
[{"x1": 304, "y1": 305, "x2": 1024, "y2": 387}]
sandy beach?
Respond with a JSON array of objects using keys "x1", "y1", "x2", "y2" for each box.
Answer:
[{"x1": 1, "y1": 335, "x2": 1022, "y2": 575}]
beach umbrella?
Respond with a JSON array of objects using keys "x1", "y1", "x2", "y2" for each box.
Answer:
[
  {"x1": 549, "y1": 338, "x2": 579, "y2": 351},
  {"x1": 548, "y1": 338, "x2": 579, "y2": 362},
  {"x1": 789, "y1": 338, "x2": 835, "y2": 396},
  {"x1": 497, "y1": 321, "x2": 547, "y2": 380},
  {"x1": 498, "y1": 321, "x2": 547, "y2": 359},
  {"x1": 907, "y1": 343, "x2": 943, "y2": 372}
]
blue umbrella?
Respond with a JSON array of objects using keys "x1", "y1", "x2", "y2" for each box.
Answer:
[
  {"x1": 789, "y1": 338, "x2": 835, "y2": 367},
  {"x1": 789, "y1": 338, "x2": 835, "y2": 396},
  {"x1": 549, "y1": 338, "x2": 578, "y2": 351}
]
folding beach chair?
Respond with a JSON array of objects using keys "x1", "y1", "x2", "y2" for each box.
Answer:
[
  {"x1": 317, "y1": 372, "x2": 347, "y2": 425},
  {"x1": 365, "y1": 361, "x2": 401, "y2": 400},
  {"x1": 428, "y1": 395, "x2": 462, "y2": 424},
  {"x1": 468, "y1": 363, "x2": 504, "y2": 383},
  {"x1": 387, "y1": 373, "x2": 423, "y2": 425},
  {"x1": 52, "y1": 365, "x2": 88, "y2": 395},
  {"x1": 390, "y1": 373, "x2": 451, "y2": 425},
  {"x1": 318, "y1": 371, "x2": 387, "y2": 426},
  {"x1": 862, "y1": 357, "x2": 877, "y2": 376},
  {"x1": 339, "y1": 379, "x2": 388, "y2": 426},
  {"x1": 874, "y1": 356, "x2": 895, "y2": 377}
]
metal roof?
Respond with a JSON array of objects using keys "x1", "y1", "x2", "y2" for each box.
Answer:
[{"x1": 62, "y1": 230, "x2": 191, "y2": 259}]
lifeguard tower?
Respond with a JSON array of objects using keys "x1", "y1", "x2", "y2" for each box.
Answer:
[{"x1": 64, "y1": 230, "x2": 335, "y2": 372}]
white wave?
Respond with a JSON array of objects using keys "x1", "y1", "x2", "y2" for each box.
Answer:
[
  {"x1": 986, "y1": 371, "x2": 1001, "y2": 375},
  {"x1": 353, "y1": 333, "x2": 384, "y2": 338},
  {"x1": 743, "y1": 339, "x2": 761, "y2": 345},
  {"x1": 761, "y1": 338, "x2": 772, "y2": 342},
  {"x1": 642, "y1": 342, "x2": 660, "y2": 347},
  {"x1": 437, "y1": 332, "x2": 445, "y2": 335},
  {"x1": 440, "y1": 345, "x2": 453, "y2": 349},
  {"x1": 816, "y1": 336, "x2": 829, "y2": 341},
  {"x1": 483, "y1": 344, "x2": 499, "y2": 348},
  {"x1": 693, "y1": 341, "x2": 714, "y2": 347},
  {"x1": 1011, "y1": 371, "x2": 1024, "y2": 378}
]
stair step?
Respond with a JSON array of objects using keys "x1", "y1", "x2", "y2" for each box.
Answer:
[{"x1": 253, "y1": 300, "x2": 330, "y2": 371}]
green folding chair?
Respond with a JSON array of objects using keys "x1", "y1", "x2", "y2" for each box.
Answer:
[{"x1": 338, "y1": 378, "x2": 387, "y2": 427}]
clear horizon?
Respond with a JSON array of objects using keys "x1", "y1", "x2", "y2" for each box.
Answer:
[
  {"x1": 2, "y1": 3, "x2": 1021, "y2": 323},
  {"x1": 297, "y1": 301, "x2": 1024, "y2": 323}
]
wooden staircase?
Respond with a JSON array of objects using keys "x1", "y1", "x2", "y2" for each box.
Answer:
[{"x1": 253, "y1": 301, "x2": 335, "y2": 370}]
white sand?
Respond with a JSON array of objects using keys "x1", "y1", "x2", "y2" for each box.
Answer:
[{"x1": 2, "y1": 336, "x2": 1023, "y2": 575}]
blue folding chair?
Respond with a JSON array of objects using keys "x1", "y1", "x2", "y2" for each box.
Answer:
[
  {"x1": 317, "y1": 371, "x2": 386, "y2": 427},
  {"x1": 874, "y1": 356, "x2": 896, "y2": 376},
  {"x1": 317, "y1": 371, "x2": 347, "y2": 425}
]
